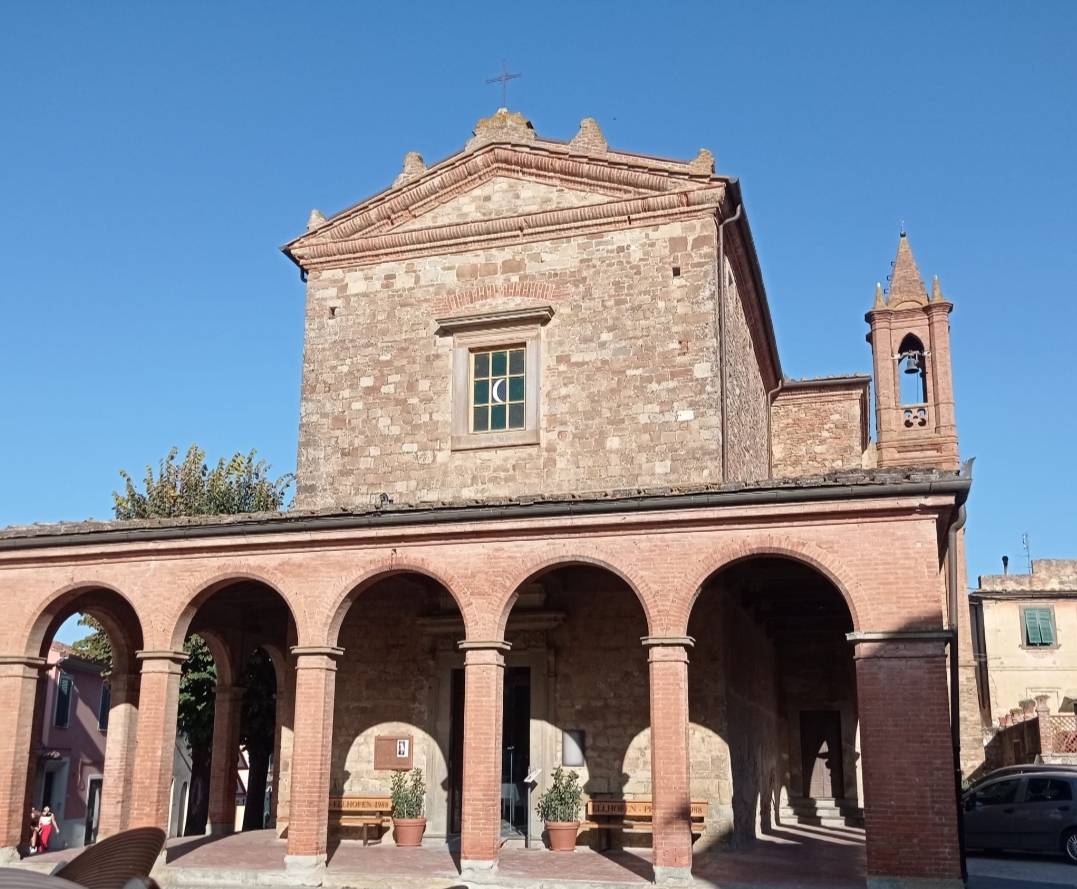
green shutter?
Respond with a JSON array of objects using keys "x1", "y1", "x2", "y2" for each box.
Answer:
[
  {"x1": 1024, "y1": 609, "x2": 1042, "y2": 645},
  {"x1": 1038, "y1": 609, "x2": 1056, "y2": 645}
]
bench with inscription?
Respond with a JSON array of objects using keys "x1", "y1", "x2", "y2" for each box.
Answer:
[
  {"x1": 328, "y1": 796, "x2": 393, "y2": 845},
  {"x1": 582, "y1": 798, "x2": 707, "y2": 849}
]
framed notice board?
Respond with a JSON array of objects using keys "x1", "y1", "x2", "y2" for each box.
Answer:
[{"x1": 374, "y1": 735, "x2": 413, "y2": 770}]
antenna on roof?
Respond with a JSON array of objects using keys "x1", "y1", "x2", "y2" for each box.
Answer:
[{"x1": 1021, "y1": 532, "x2": 1032, "y2": 574}]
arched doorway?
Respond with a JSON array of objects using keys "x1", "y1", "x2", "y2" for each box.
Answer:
[
  {"x1": 172, "y1": 579, "x2": 295, "y2": 840},
  {"x1": 327, "y1": 571, "x2": 464, "y2": 847},
  {"x1": 688, "y1": 557, "x2": 860, "y2": 854},
  {"x1": 500, "y1": 563, "x2": 650, "y2": 853},
  {"x1": 25, "y1": 587, "x2": 144, "y2": 851}
]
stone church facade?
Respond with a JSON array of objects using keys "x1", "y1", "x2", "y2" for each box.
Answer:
[{"x1": 0, "y1": 111, "x2": 977, "y2": 887}]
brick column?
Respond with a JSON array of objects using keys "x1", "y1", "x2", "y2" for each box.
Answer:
[
  {"x1": 207, "y1": 684, "x2": 244, "y2": 835},
  {"x1": 0, "y1": 656, "x2": 46, "y2": 862},
  {"x1": 459, "y1": 640, "x2": 508, "y2": 874},
  {"x1": 271, "y1": 668, "x2": 295, "y2": 833},
  {"x1": 644, "y1": 636, "x2": 694, "y2": 883},
  {"x1": 128, "y1": 650, "x2": 186, "y2": 830},
  {"x1": 284, "y1": 646, "x2": 341, "y2": 879},
  {"x1": 851, "y1": 633, "x2": 963, "y2": 889},
  {"x1": 98, "y1": 670, "x2": 140, "y2": 837}
]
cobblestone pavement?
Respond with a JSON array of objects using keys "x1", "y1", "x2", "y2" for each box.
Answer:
[{"x1": 967, "y1": 853, "x2": 1075, "y2": 888}]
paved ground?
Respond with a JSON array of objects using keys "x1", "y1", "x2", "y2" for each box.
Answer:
[{"x1": 19, "y1": 828, "x2": 1076, "y2": 887}]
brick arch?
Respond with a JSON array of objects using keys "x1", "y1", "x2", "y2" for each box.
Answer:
[
  {"x1": 493, "y1": 554, "x2": 657, "y2": 640},
  {"x1": 679, "y1": 537, "x2": 862, "y2": 635},
  {"x1": 167, "y1": 567, "x2": 302, "y2": 652},
  {"x1": 325, "y1": 561, "x2": 474, "y2": 648},
  {"x1": 26, "y1": 580, "x2": 145, "y2": 675}
]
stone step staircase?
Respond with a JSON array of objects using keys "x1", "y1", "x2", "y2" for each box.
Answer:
[{"x1": 779, "y1": 796, "x2": 865, "y2": 829}]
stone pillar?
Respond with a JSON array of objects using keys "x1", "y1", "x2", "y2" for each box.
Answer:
[
  {"x1": 207, "y1": 684, "x2": 244, "y2": 835},
  {"x1": 128, "y1": 650, "x2": 186, "y2": 830},
  {"x1": 284, "y1": 646, "x2": 341, "y2": 880},
  {"x1": 0, "y1": 656, "x2": 46, "y2": 862},
  {"x1": 459, "y1": 640, "x2": 508, "y2": 874},
  {"x1": 644, "y1": 637, "x2": 694, "y2": 883},
  {"x1": 98, "y1": 670, "x2": 140, "y2": 837},
  {"x1": 851, "y1": 633, "x2": 963, "y2": 889}
]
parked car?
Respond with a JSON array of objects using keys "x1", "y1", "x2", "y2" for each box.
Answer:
[
  {"x1": 967, "y1": 763, "x2": 1077, "y2": 791},
  {"x1": 963, "y1": 770, "x2": 1077, "y2": 863}
]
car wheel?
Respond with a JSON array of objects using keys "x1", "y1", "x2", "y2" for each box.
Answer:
[{"x1": 1064, "y1": 828, "x2": 1077, "y2": 864}]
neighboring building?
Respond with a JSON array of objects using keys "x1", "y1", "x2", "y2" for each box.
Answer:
[
  {"x1": 0, "y1": 111, "x2": 976, "y2": 889},
  {"x1": 972, "y1": 559, "x2": 1077, "y2": 725},
  {"x1": 31, "y1": 644, "x2": 109, "y2": 850}
]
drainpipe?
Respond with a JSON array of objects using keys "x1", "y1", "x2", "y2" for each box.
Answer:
[
  {"x1": 716, "y1": 204, "x2": 742, "y2": 481},
  {"x1": 765, "y1": 380, "x2": 784, "y2": 478},
  {"x1": 945, "y1": 473, "x2": 971, "y2": 883}
]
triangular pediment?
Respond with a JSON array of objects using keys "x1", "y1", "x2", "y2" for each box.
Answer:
[{"x1": 284, "y1": 133, "x2": 727, "y2": 270}]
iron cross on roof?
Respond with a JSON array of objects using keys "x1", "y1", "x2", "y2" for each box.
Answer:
[{"x1": 486, "y1": 61, "x2": 520, "y2": 107}]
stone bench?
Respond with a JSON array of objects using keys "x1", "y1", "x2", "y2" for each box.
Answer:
[
  {"x1": 328, "y1": 795, "x2": 393, "y2": 845},
  {"x1": 581, "y1": 798, "x2": 707, "y2": 850}
]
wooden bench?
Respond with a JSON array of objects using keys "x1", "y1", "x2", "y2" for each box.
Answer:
[
  {"x1": 328, "y1": 796, "x2": 393, "y2": 845},
  {"x1": 582, "y1": 798, "x2": 707, "y2": 850}
]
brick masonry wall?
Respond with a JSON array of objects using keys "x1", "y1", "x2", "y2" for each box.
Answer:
[
  {"x1": 295, "y1": 209, "x2": 725, "y2": 509},
  {"x1": 771, "y1": 384, "x2": 869, "y2": 478}
]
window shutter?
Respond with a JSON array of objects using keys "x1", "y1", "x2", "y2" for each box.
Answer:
[
  {"x1": 1024, "y1": 609, "x2": 1042, "y2": 645},
  {"x1": 1037, "y1": 609, "x2": 1056, "y2": 645}
]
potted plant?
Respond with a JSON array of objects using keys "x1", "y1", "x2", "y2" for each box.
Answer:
[
  {"x1": 536, "y1": 766, "x2": 583, "y2": 851},
  {"x1": 390, "y1": 768, "x2": 427, "y2": 846}
]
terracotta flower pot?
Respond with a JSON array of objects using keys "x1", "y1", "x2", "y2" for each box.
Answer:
[
  {"x1": 393, "y1": 817, "x2": 427, "y2": 847},
  {"x1": 545, "y1": 820, "x2": 579, "y2": 851}
]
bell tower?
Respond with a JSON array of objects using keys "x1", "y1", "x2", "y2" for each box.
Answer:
[{"x1": 867, "y1": 232, "x2": 959, "y2": 469}]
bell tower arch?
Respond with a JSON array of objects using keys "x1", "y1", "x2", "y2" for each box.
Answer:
[{"x1": 866, "y1": 232, "x2": 959, "y2": 469}]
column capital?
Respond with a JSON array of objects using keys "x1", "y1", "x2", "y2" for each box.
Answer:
[
  {"x1": 457, "y1": 639, "x2": 511, "y2": 652},
  {"x1": 460, "y1": 640, "x2": 509, "y2": 668},
  {"x1": 641, "y1": 635, "x2": 694, "y2": 648},
  {"x1": 290, "y1": 645, "x2": 344, "y2": 671},
  {"x1": 847, "y1": 630, "x2": 951, "y2": 660},
  {"x1": 0, "y1": 655, "x2": 48, "y2": 669},
  {"x1": 136, "y1": 649, "x2": 188, "y2": 673}
]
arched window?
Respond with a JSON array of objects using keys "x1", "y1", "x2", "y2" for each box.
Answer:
[{"x1": 898, "y1": 334, "x2": 927, "y2": 405}]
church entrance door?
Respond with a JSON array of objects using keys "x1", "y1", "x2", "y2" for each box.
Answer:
[{"x1": 800, "y1": 710, "x2": 844, "y2": 799}]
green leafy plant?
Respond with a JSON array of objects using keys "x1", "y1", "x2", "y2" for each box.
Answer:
[
  {"x1": 536, "y1": 766, "x2": 583, "y2": 823},
  {"x1": 391, "y1": 768, "x2": 426, "y2": 819}
]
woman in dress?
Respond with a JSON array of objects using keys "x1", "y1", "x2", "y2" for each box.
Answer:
[{"x1": 37, "y1": 806, "x2": 59, "y2": 852}]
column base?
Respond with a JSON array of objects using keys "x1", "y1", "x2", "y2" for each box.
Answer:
[
  {"x1": 653, "y1": 865, "x2": 693, "y2": 885},
  {"x1": 459, "y1": 857, "x2": 498, "y2": 881},
  {"x1": 284, "y1": 853, "x2": 327, "y2": 885},
  {"x1": 208, "y1": 821, "x2": 235, "y2": 836},
  {"x1": 867, "y1": 877, "x2": 964, "y2": 889}
]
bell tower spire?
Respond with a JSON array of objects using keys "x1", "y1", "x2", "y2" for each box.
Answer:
[{"x1": 867, "y1": 232, "x2": 959, "y2": 469}]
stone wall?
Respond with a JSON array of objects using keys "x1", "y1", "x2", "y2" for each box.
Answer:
[
  {"x1": 688, "y1": 590, "x2": 782, "y2": 849},
  {"x1": 723, "y1": 257, "x2": 769, "y2": 482},
  {"x1": 295, "y1": 212, "x2": 727, "y2": 509},
  {"x1": 770, "y1": 380, "x2": 870, "y2": 478}
]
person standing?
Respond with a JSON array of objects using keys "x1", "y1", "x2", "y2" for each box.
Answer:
[
  {"x1": 28, "y1": 808, "x2": 40, "y2": 854},
  {"x1": 37, "y1": 807, "x2": 59, "y2": 853}
]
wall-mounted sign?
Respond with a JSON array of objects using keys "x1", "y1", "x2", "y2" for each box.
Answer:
[{"x1": 374, "y1": 735, "x2": 413, "y2": 770}]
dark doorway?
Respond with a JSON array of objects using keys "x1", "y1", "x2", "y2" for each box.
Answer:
[
  {"x1": 800, "y1": 710, "x2": 844, "y2": 799},
  {"x1": 84, "y1": 778, "x2": 102, "y2": 845},
  {"x1": 501, "y1": 667, "x2": 531, "y2": 837}
]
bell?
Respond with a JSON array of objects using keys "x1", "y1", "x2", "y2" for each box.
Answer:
[{"x1": 902, "y1": 352, "x2": 923, "y2": 374}]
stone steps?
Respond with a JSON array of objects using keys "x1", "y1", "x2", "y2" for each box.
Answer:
[{"x1": 779, "y1": 796, "x2": 864, "y2": 829}]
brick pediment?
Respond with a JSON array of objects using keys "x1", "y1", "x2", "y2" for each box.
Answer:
[{"x1": 284, "y1": 142, "x2": 727, "y2": 270}]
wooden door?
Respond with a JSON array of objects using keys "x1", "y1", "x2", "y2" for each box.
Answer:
[{"x1": 800, "y1": 710, "x2": 844, "y2": 799}]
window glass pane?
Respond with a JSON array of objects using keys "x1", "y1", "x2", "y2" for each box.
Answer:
[
  {"x1": 473, "y1": 352, "x2": 489, "y2": 378},
  {"x1": 491, "y1": 350, "x2": 507, "y2": 376},
  {"x1": 55, "y1": 674, "x2": 72, "y2": 728},
  {"x1": 509, "y1": 349, "x2": 525, "y2": 374},
  {"x1": 473, "y1": 379, "x2": 489, "y2": 406},
  {"x1": 490, "y1": 404, "x2": 507, "y2": 430},
  {"x1": 508, "y1": 403, "x2": 525, "y2": 429},
  {"x1": 98, "y1": 685, "x2": 111, "y2": 731},
  {"x1": 1026, "y1": 778, "x2": 1072, "y2": 802},
  {"x1": 977, "y1": 779, "x2": 1020, "y2": 806},
  {"x1": 491, "y1": 378, "x2": 507, "y2": 404},
  {"x1": 473, "y1": 406, "x2": 489, "y2": 432},
  {"x1": 509, "y1": 376, "x2": 525, "y2": 402}
]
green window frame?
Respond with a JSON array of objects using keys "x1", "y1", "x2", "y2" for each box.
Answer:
[
  {"x1": 469, "y1": 346, "x2": 526, "y2": 433},
  {"x1": 1023, "y1": 607, "x2": 1056, "y2": 647}
]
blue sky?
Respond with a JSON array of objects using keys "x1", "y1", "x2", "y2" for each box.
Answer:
[{"x1": 2, "y1": 2, "x2": 1074, "y2": 646}]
